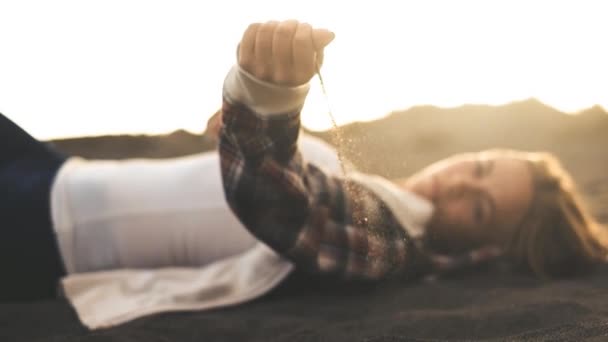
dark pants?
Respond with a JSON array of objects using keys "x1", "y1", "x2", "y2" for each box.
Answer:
[{"x1": 0, "y1": 113, "x2": 68, "y2": 301}]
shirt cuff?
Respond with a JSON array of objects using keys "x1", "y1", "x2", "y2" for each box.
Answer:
[{"x1": 223, "y1": 65, "x2": 310, "y2": 116}]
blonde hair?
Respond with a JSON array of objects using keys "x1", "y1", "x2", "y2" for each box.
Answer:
[{"x1": 503, "y1": 151, "x2": 608, "y2": 278}]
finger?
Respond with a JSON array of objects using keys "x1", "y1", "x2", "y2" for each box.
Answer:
[
  {"x1": 312, "y1": 29, "x2": 335, "y2": 71},
  {"x1": 272, "y1": 20, "x2": 298, "y2": 85},
  {"x1": 208, "y1": 109, "x2": 223, "y2": 134},
  {"x1": 238, "y1": 23, "x2": 260, "y2": 69},
  {"x1": 312, "y1": 28, "x2": 335, "y2": 50},
  {"x1": 254, "y1": 21, "x2": 279, "y2": 78},
  {"x1": 315, "y1": 50, "x2": 325, "y2": 71},
  {"x1": 293, "y1": 22, "x2": 314, "y2": 84},
  {"x1": 209, "y1": 108, "x2": 222, "y2": 125}
]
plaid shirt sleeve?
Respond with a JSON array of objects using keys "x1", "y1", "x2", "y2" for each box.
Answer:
[{"x1": 219, "y1": 67, "x2": 421, "y2": 281}]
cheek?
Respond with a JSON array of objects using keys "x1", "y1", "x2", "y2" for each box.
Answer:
[
  {"x1": 426, "y1": 199, "x2": 480, "y2": 253},
  {"x1": 435, "y1": 198, "x2": 471, "y2": 227}
]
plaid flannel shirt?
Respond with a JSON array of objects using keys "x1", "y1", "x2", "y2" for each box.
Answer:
[
  {"x1": 218, "y1": 66, "x2": 506, "y2": 282},
  {"x1": 218, "y1": 68, "x2": 428, "y2": 281}
]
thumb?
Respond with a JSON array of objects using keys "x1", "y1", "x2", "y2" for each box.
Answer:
[{"x1": 312, "y1": 28, "x2": 335, "y2": 50}]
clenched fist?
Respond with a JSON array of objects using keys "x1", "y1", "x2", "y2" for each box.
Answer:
[{"x1": 238, "y1": 20, "x2": 335, "y2": 87}]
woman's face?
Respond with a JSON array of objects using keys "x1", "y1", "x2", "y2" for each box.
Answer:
[{"x1": 401, "y1": 152, "x2": 534, "y2": 253}]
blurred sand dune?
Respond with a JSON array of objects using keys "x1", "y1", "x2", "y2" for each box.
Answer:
[{"x1": 50, "y1": 98, "x2": 608, "y2": 221}]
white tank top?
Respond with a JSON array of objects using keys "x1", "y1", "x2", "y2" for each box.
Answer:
[{"x1": 50, "y1": 135, "x2": 343, "y2": 274}]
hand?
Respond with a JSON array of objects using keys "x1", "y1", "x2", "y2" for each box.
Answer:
[
  {"x1": 205, "y1": 109, "x2": 222, "y2": 143},
  {"x1": 238, "y1": 20, "x2": 335, "y2": 87}
]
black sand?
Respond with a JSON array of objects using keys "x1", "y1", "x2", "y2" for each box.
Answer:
[{"x1": 2, "y1": 99, "x2": 607, "y2": 341}]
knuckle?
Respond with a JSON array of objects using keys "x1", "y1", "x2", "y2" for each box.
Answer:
[
  {"x1": 298, "y1": 22, "x2": 312, "y2": 31},
  {"x1": 294, "y1": 23, "x2": 311, "y2": 38},
  {"x1": 293, "y1": 34, "x2": 309, "y2": 47},
  {"x1": 244, "y1": 23, "x2": 260, "y2": 37},
  {"x1": 260, "y1": 20, "x2": 278, "y2": 32},
  {"x1": 275, "y1": 25, "x2": 294, "y2": 39}
]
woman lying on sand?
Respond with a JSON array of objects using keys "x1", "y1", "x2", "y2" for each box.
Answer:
[{"x1": 1, "y1": 20, "x2": 605, "y2": 304}]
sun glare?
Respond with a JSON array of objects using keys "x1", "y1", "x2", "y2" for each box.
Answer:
[{"x1": 0, "y1": 0, "x2": 605, "y2": 139}]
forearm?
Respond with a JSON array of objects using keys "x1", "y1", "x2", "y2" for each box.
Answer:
[
  {"x1": 219, "y1": 67, "x2": 415, "y2": 280},
  {"x1": 219, "y1": 21, "x2": 419, "y2": 281},
  {"x1": 219, "y1": 65, "x2": 311, "y2": 255}
]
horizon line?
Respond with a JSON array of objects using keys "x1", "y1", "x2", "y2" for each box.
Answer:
[{"x1": 47, "y1": 97, "x2": 607, "y2": 141}]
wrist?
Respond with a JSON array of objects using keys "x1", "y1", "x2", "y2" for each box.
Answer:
[{"x1": 223, "y1": 65, "x2": 310, "y2": 116}]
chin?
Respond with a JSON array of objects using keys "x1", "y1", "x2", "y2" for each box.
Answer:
[
  {"x1": 423, "y1": 222, "x2": 472, "y2": 255},
  {"x1": 424, "y1": 235, "x2": 469, "y2": 255}
]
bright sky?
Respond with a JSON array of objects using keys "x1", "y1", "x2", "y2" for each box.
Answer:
[{"x1": 0, "y1": 0, "x2": 606, "y2": 140}]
